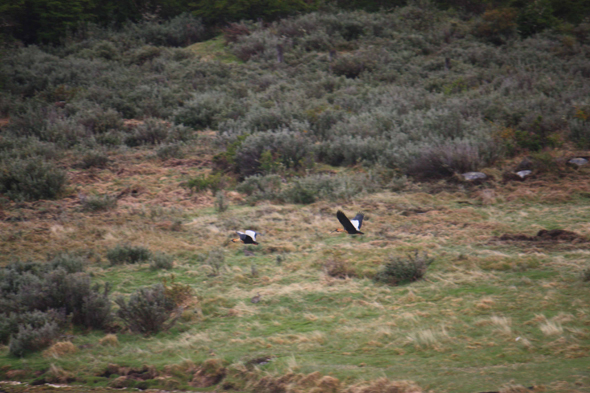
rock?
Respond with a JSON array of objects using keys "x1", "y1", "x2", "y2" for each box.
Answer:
[
  {"x1": 516, "y1": 170, "x2": 532, "y2": 179},
  {"x1": 462, "y1": 172, "x2": 487, "y2": 181},
  {"x1": 568, "y1": 157, "x2": 588, "y2": 167}
]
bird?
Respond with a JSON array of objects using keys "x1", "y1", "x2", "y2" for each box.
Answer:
[
  {"x1": 251, "y1": 292, "x2": 261, "y2": 304},
  {"x1": 232, "y1": 230, "x2": 261, "y2": 245},
  {"x1": 334, "y1": 210, "x2": 364, "y2": 235}
]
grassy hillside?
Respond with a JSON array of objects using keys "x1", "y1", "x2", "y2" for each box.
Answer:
[{"x1": 1, "y1": 3, "x2": 590, "y2": 393}]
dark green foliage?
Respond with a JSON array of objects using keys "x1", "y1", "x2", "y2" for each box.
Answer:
[
  {"x1": 374, "y1": 252, "x2": 434, "y2": 286},
  {"x1": 107, "y1": 244, "x2": 152, "y2": 266},
  {"x1": 115, "y1": 284, "x2": 178, "y2": 335},
  {"x1": 192, "y1": 0, "x2": 317, "y2": 25},
  {"x1": 0, "y1": 158, "x2": 67, "y2": 201}
]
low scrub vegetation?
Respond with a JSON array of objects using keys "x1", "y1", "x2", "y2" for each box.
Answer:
[
  {"x1": 374, "y1": 252, "x2": 434, "y2": 286},
  {"x1": 115, "y1": 284, "x2": 179, "y2": 335}
]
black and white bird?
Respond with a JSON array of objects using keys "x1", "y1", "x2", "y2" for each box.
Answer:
[
  {"x1": 232, "y1": 230, "x2": 261, "y2": 245},
  {"x1": 334, "y1": 210, "x2": 364, "y2": 235}
]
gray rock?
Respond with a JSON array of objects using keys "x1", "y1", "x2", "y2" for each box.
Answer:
[
  {"x1": 568, "y1": 157, "x2": 588, "y2": 166},
  {"x1": 462, "y1": 172, "x2": 487, "y2": 181},
  {"x1": 516, "y1": 170, "x2": 532, "y2": 179}
]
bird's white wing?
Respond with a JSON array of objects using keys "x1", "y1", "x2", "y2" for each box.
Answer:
[
  {"x1": 245, "y1": 230, "x2": 257, "y2": 240},
  {"x1": 350, "y1": 220, "x2": 361, "y2": 231},
  {"x1": 236, "y1": 231, "x2": 245, "y2": 236}
]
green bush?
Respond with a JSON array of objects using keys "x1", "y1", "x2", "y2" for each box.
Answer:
[
  {"x1": 186, "y1": 172, "x2": 226, "y2": 194},
  {"x1": 9, "y1": 322, "x2": 61, "y2": 357},
  {"x1": 150, "y1": 252, "x2": 175, "y2": 270},
  {"x1": 0, "y1": 158, "x2": 67, "y2": 201},
  {"x1": 115, "y1": 284, "x2": 178, "y2": 335},
  {"x1": 75, "y1": 150, "x2": 110, "y2": 169},
  {"x1": 107, "y1": 244, "x2": 152, "y2": 266},
  {"x1": 373, "y1": 251, "x2": 434, "y2": 286}
]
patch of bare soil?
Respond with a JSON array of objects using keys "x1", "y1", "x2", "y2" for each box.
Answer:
[{"x1": 492, "y1": 229, "x2": 588, "y2": 245}]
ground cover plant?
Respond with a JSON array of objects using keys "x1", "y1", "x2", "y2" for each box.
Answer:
[{"x1": 1, "y1": 2, "x2": 590, "y2": 393}]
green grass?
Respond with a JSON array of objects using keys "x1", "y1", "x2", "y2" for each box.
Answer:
[{"x1": 186, "y1": 35, "x2": 241, "y2": 63}]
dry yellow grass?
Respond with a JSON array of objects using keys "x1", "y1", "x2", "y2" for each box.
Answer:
[{"x1": 42, "y1": 342, "x2": 77, "y2": 358}]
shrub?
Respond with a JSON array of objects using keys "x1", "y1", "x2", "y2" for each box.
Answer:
[
  {"x1": 124, "y1": 14, "x2": 207, "y2": 47},
  {"x1": 0, "y1": 158, "x2": 67, "y2": 201},
  {"x1": 75, "y1": 150, "x2": 110, "y2": 169},
  {"x1": 115, "y1": 284, "x2": 178, "y2": 335},
  {"x1": 162, "y1": 275, "x2": 194, "y2": 306},
  {"x1": 582, "y1": 267, "x2": 590, "y2": 282},
  {"x1": 205, "y1": 249, "x2": 225, "y2": 276},
  {"x1": 150, "y1": 252, "x2": 174, "y2": 270},
  {"x1": 474, "y1": 8, "x2": 518, "y2": 45},
  {"x1": 236, "y1": 174, "x2": 283, "y2": 201},
  {"x1": 156, "y1": 143, "x2": 185, "y2": 160},
  {"x1": 234, "y1": 130, "x2": 314, "y2": 178},
  {"x1": 48, "y1": 253, "x2": 86, "y2": 274},
  {"x1": 81, "y1": 194, "x2": 118, "y2": 212},
  {"x1": 0, "y1": 310, "x2": 66, "y2": 345},
  {"x1": 569, "y1": 118, "x2": 590, "y2": 149},
  {"x1": 373, "y1": 251, "x2": 434, "y2": 286},
  {"x1": 9, "y1": 321, "x2": 61, "y2": 357},
  {"x1": 186, "y1": 172, "x2": 227, "y2": 194},
  {"x1": 123, "y1": 119, "x2": 171, "y2": 147},
  {"x1": 80, "y1": 283, "x2": 113, "y2": 329},
  {"x1": 215, "y1": 191, "x2": 229, "y2": 213},
  {"x1": 107, "y1": 244, "x2": 152, "y2": 266},
  {"x1": 404, "y1": 140, "x2": 492, "y2": 179},
  {"x1": 173, "y1": 92, "x2": 232, "y2": 130}
]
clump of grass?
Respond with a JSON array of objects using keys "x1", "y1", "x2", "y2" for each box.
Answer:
[
  {"x1": 581, "y1": 267, "x2": 590, "y2": 282},
  {"x1": 373, "y1": 251, "x2": 433, "y2": 286},
  {"x1": 81, "y1": 194, "x2": 117, "y2": 212},
  {"x1": 107, "y1": 244, "x2": 152, "y2": 266},
  {"x1": 323, "y1": 258, "x2": 356, "y2": 279},
  {"x1": 98, "y1": 334, "x2": 119, "y2": 347},
  {"x1": 42, "y1": 341, "x2": 77, "y2": 358}
]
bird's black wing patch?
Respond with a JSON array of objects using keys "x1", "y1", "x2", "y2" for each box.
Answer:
[
  {"x1": 337, "y1": 210, "x2": 357, "y2": 233},
  {"x1": 352, "y1": 213, "x2": 364, "y2": 230}
]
